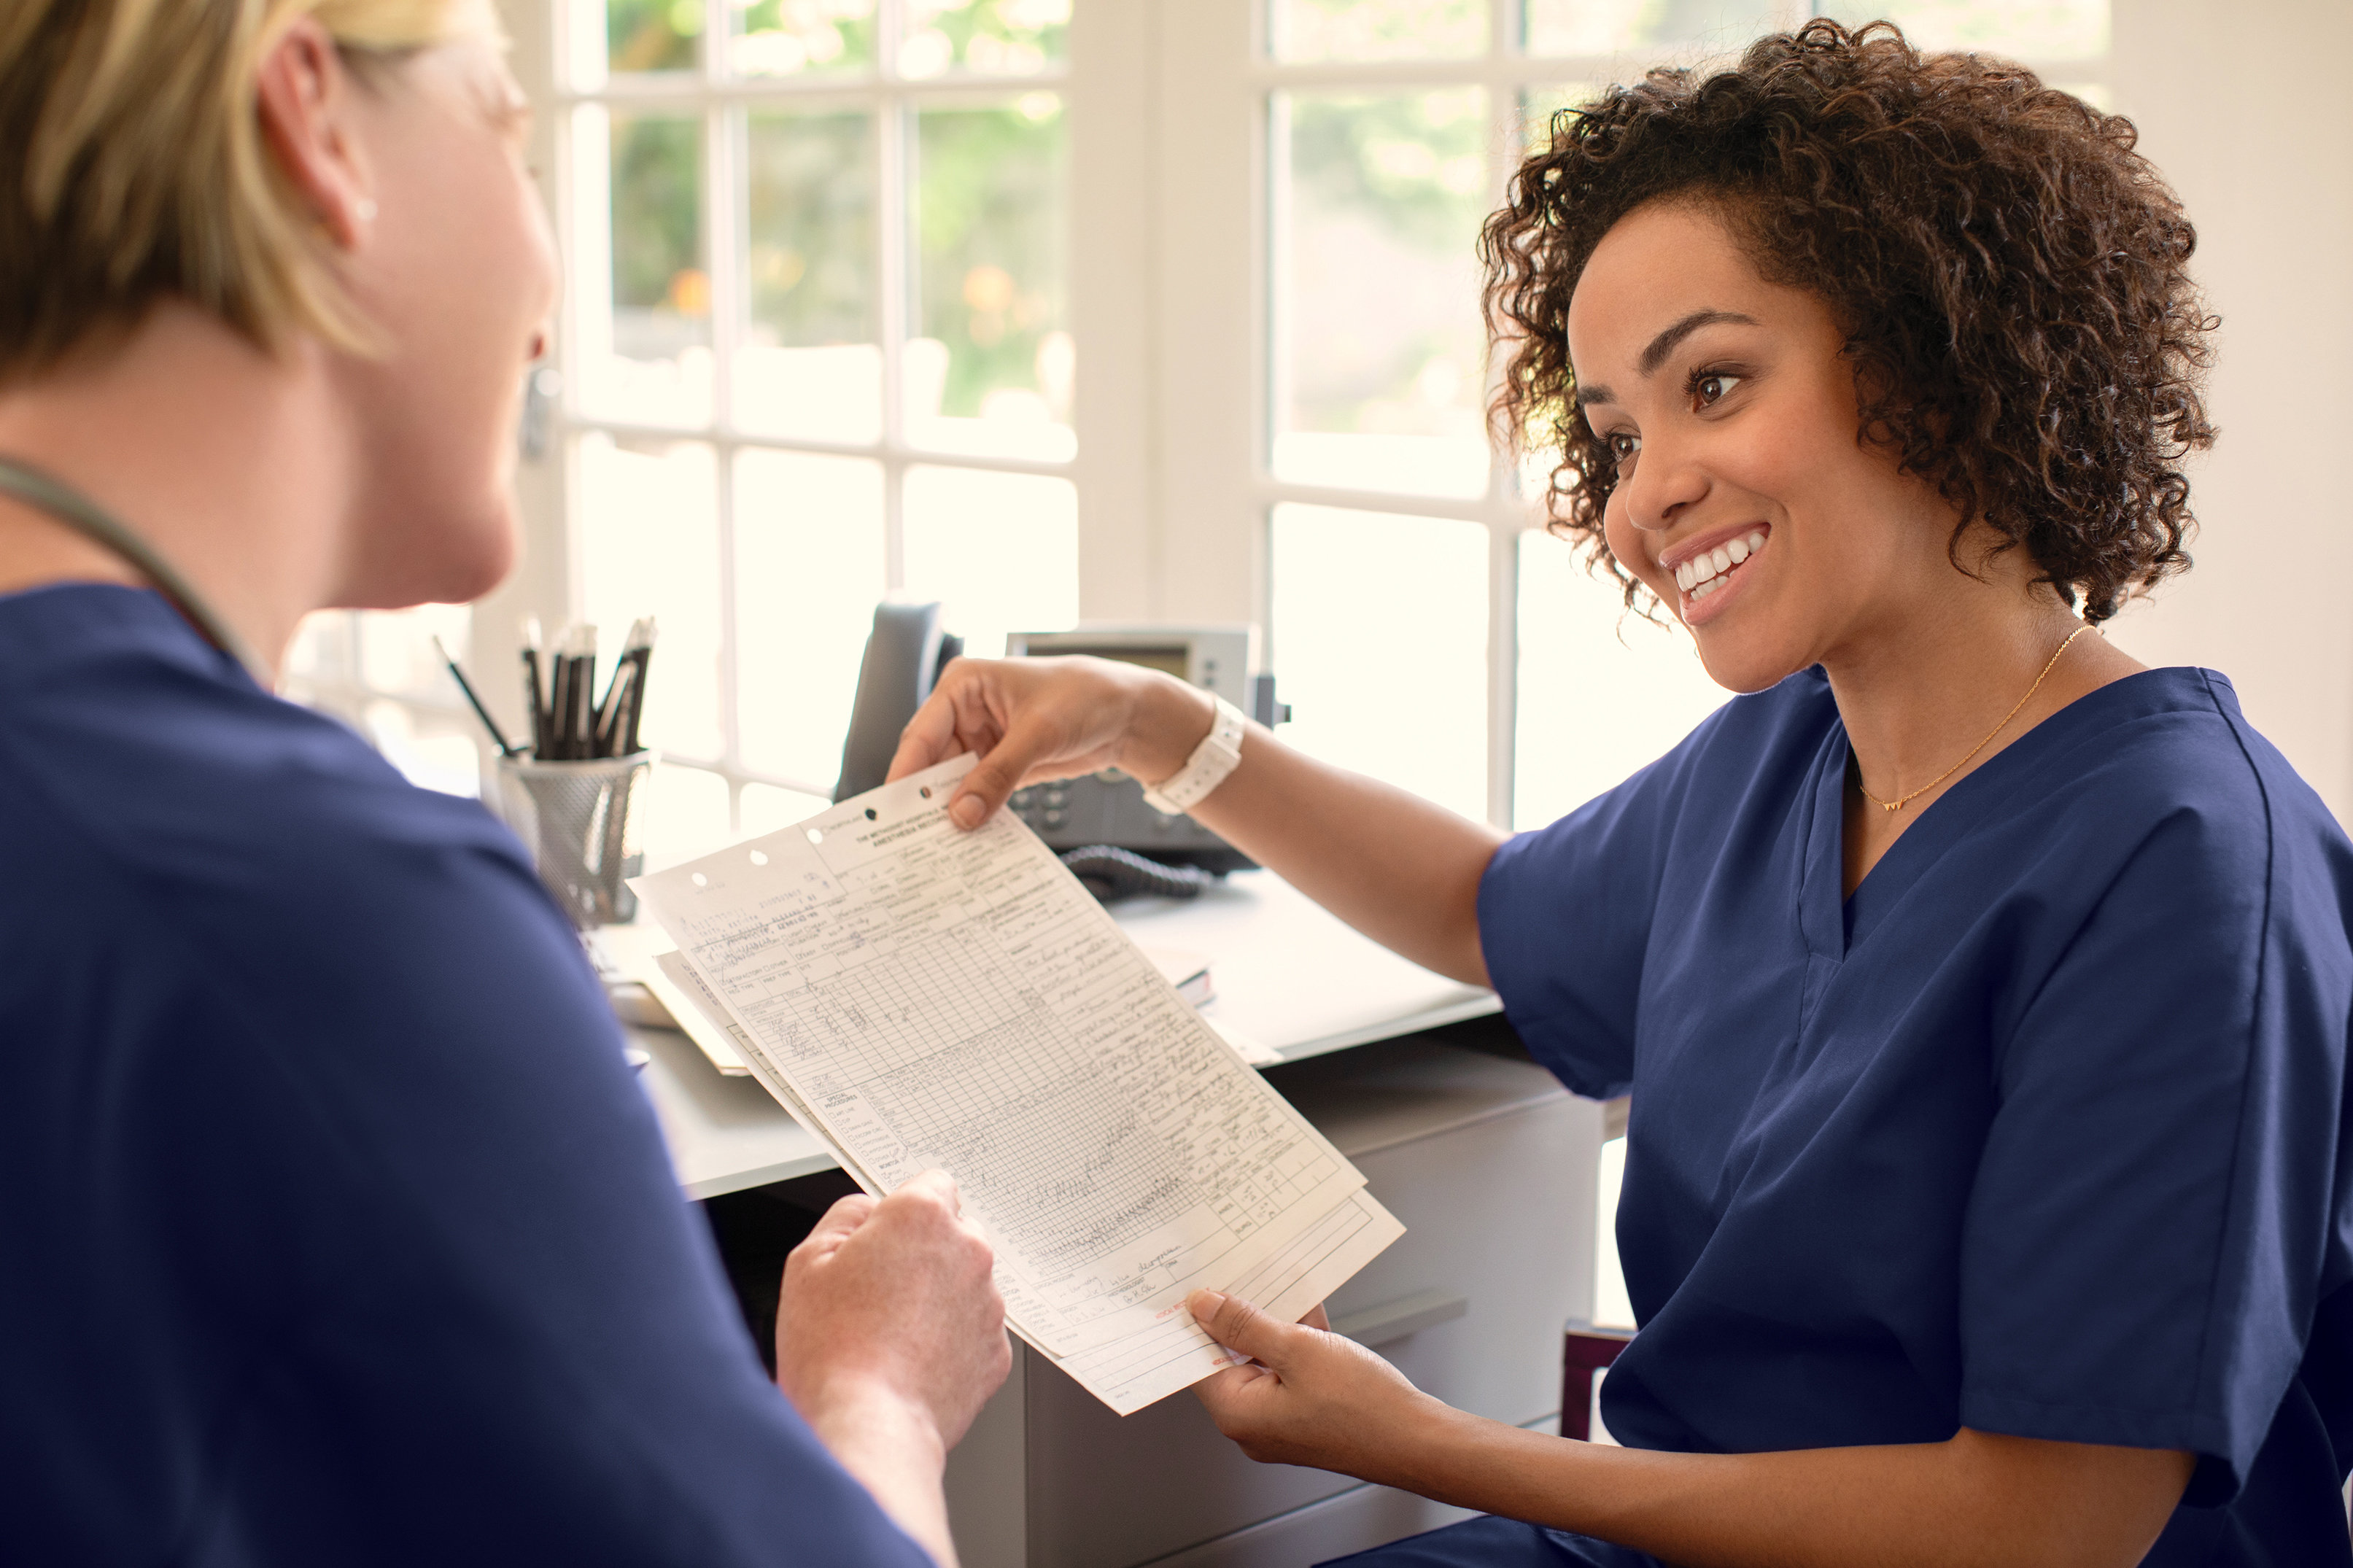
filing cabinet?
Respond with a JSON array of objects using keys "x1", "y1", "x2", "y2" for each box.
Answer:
[{"x1": 943, "y1": 1033, "x2": 1602, "y2": 1568}]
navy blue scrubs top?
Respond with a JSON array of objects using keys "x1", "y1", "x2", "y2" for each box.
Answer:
[
  {"x1": 1474, "y1": 664, "x2": 2353, "y2": 1566},
  {"x1": 0, "y1": 586, "x2": 931, "y2": 1567}
]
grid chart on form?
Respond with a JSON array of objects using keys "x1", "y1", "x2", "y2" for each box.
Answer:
[
  {"x1": 813, "y1": 921, "x2": 1203, "y2": 1281},
  {"x1": 711, "y1": 828, "x2": 1347, "y2": 1319}
]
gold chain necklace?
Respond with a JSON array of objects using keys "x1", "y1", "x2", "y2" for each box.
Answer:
[{"x1": 1855, "y1": 624, "x2": 2091, "y2": 815}]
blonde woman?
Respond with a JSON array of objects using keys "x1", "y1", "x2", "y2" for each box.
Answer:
[{"x1": 0, "y1": 3, "x2": 1004, "y2": 1563}]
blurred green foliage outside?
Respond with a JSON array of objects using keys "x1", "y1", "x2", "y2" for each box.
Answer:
[
  {"x1": 1292, "y1": 89, "x2": 1486, "y2": 253},
  {"x1": 1273, "y1": 0, "x2": 1483, "y2": 62},
  {"x1": 902, "y1": 0, "x2": 1069, "y2": 75},
  {"x1": 916, "y1": 100, "x2": 1067, "y2": 417},
  {"x1": 749, "y1": 112, "x2": 873, "y2": 344},
  {"x1": 612, "y1": 116, "x2": 702, "y2": 315},
  {"x1": 608, "y1": 0, "x2": 697, "y2": 73}
]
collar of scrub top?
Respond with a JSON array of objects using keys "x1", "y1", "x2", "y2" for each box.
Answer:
[{"x1": 0, "y1": 454, "x2": 266, "y2": 686}]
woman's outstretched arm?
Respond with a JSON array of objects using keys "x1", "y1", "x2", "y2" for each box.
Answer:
[
  {"x1": 1185, "y1": 1292, "x2": 2193, "y2": 1568},
  {"x1": 887, "y1": 657, "x2": 1506, "y2": 987}
]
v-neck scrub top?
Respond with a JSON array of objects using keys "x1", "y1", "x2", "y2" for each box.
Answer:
[{"x1": 1476, "y1": 666, "x2": 2353, "y2": 1564}]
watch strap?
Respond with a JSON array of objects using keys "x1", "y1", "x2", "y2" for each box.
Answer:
[{"x1": 1141, "y1": 695, "x2": 1248, "y2": 815}]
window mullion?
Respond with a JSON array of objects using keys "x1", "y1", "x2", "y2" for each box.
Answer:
[
  {"x1": 710, "y1": 101, "x2": 745, "y2": 826},
  {"x1": 878, "y1": 95, "x2": 910, "y2": 594}
]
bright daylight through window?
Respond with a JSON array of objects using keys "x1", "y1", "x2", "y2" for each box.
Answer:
[{"x1": 284, "y1": 0, "x2": 2109, "y2": 860}]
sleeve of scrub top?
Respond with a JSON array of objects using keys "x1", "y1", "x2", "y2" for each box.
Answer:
[
  {"x1": 1955, "y1": 772, "x2": 2352, "y2": 1504},
  {"x1": 1477, "y1": 744, "x2": 1689, "y2": 1102}
]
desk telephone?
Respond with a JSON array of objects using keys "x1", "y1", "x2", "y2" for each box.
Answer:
[{"x1": 834, "y1": 610, "x2": 1288, "y2": 899}]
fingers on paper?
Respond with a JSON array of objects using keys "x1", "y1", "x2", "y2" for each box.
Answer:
[
  {"x1": 885, "y1": 683, "x2": 969, "y2": 784},
  {"x1": 883, "y1": 1171, "x2": 999, "y2": 1278},
  {"x1": 954, "y1": 710, "x2": 1068, "y2": 828},
  {"x1": 802, "y1": 1192, "x2": 880, "y2": 1252},
  {"x1": 1188, "y1": 1289, "x2": 1298, "y2": 1369}
]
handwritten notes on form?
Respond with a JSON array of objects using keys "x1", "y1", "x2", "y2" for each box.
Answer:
[{"x1": 632, "y1": 756, "x2": 1402, "y2": 1413}]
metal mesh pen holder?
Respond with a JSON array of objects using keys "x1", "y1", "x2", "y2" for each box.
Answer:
[{"x1": 493, "y1": 752, "x2": 653, "y2": 928}]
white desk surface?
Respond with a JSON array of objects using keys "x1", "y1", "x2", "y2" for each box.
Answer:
[{"x1": 632, "y1": 869, "x2": 1498, "y2": 1200}]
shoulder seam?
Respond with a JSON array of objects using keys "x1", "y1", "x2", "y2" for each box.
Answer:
[{"x1": 2182, "y1": 667, "x2": 2278, "y2": 1435}]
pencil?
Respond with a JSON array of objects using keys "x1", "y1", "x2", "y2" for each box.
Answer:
[
  {"x1": 433, "y1": 635, "x2": 518, "y2": 756},
  {"x1": 522, "y1": 616, "x2": 548, "y2": 759}
]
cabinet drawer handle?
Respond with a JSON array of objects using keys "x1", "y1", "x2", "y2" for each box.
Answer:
[{"x1": 1330, "y1": 1289, "x2": 1468, "y2": 1347}]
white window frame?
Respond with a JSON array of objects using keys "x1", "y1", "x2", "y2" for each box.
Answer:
[
  {"x1": 345, "y1": 0, "x2": 2114, "y2": 836},
  {"x1": 477, "y1": 0, "x2": 1083, "y2": 831}
]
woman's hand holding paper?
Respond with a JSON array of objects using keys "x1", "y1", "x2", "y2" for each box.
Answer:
[
  {"x1": 887, "y1": 655, "x2": 1216, "y2": 829},
  {"x1": 1185, "y1": 1289, "x2": 1447, "y2": 1483}
]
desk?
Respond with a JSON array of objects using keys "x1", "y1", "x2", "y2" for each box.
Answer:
[{"x1": 632, "y1": 869, "x2": 1501, "y2": 1199}]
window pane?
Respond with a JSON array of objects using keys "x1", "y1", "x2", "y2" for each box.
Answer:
[
  {"x1": 282, "y1": 611, "x2": 357, "y2": 695},
  {"x1": 734, "y1": 450, "x2": 887, "y2": 788},
  {"x1": 605, "y1": 0, "x2": 700, "y2": 74},
  {"x1": 1271, "y1": 0, "x2": 1484, "y2": 63},
  {"x1": 1513, "y1": 529, "x2": 1726, "y2": 831},
  {"x1": 902, "y1": 465, "x2": 1078, "y2": 659},
  {"x1": 1271, "y1": 504, "x2": 1487, "y2": 821},
  {"x1": 578, "y1": 435, "x2": 725, "y2": 761},
  {"x1": 638, "y1": 761, "x2": 735, "y2": 869},
  {"x1": 1275, "y1": 90, "x2": 1490, "y2": 501},
  {"x1": 581, "y1": 111, "x2": 713, "y2": 429},
  {"x1": 1811, "y1": 0, "x2": 2107, "y2": 56},
  {"x1": 363, "y1": 700, "x2": 487, "y2": 799},
  {"x1": 730, "y1": 0, "x2": 876, "y2": 77},
  {"x1": 359, "y1": 603, "x2": 477, "y2": 704},
  {"x1": 1524, "y1": 0, "x2": 1783, "y2": 56},
  {"x1": 737, "y1": 112, "x2": 881, "y2": 442},
  {"x1": 742, "y1": 780, "x2": 834, "y2": 834},
  {"x1": 910, "y1": 100, "x2": 1074, "y2": 463},
  {"x1": 900, "y1": 0, "x2": 1069, "y2": 79}
]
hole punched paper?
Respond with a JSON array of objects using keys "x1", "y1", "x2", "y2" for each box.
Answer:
[{"x1": 630, "y1": 755, "x2": 1404, "y2": 1414}]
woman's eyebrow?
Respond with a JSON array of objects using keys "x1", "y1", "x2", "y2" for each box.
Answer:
[
  {"x1": 1572, "y1": 307, "x2": 1763, "y2": 408},
  {"x1": 1636, "y1": 308, "x2": 1759, "y2": 376}
]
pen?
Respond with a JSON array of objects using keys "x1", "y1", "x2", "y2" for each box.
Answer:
[
  {"x1": 547, "y1": 629, "x2": 574, "y2": 761},
  {"x1": 522, "y1": 617, "x2": 548, "y2": 759},
  {"x1": 594, "y1": 659, "x2": 637, "y2": 759},
  {"x1": 433, "y1": 635, "x2": 519, "y2": 757},
  {"x1": 619, "y1": 616, "x2": 656, "y2": 756},
  {"x1": 568, "y1": 624, "x2": 598, "y2": 760}
]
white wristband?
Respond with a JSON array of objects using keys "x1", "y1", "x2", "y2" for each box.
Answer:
[{"x1": 1141, "y1": 695, "x2": 1248, "y2": 816}]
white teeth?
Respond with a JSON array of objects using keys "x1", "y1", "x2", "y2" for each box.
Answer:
[{"x1": 1676, "y1": 531, "x2": 1769, "y2": 601}]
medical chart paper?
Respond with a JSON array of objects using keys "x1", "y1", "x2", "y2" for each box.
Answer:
[{"x1": 631, "y1": 755, "x2": 1401, "y2": 1413}]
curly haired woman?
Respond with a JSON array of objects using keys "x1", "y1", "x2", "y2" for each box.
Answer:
[{"x1": 889, "y1": 20, "x2": 2353, "y2": 1567}]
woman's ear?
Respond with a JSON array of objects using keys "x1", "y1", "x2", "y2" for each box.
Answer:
[{"x1": 254, "y1": 17, "x2": 376, "y2": 250}]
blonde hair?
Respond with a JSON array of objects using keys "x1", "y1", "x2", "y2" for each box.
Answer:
[{"x1": 0, "y1": 0, "x2": 503, "y2": 379}]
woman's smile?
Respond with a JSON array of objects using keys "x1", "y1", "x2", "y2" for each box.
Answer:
[{"x1": 1662, "y1": 523, "x2": 1769, "y2": 622}]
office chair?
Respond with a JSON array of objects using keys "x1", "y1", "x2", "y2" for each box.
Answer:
[{"x1": 834, "y1": 601, "x2": 965, "y2": 802}]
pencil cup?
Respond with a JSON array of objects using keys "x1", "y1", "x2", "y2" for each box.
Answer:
[{"x1": 492, "y1": 751, "x2": 653, "y2": 928}]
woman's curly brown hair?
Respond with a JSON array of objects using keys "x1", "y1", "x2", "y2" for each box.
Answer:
[{"x1": 1480, "y1": 19, "x2": 2215, "y2": 623}]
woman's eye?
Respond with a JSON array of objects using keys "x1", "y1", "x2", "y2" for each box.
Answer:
[
  {"x1": 1692, "y1": 373, "x2": 1743, "y2": 407},
  {"x1": 1606, "y1": 432, "x2": 1640, "y2": 466}
]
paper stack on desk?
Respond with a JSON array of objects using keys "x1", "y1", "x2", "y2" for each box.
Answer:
[{"x1": 629, "y1": 755, "x2": 1403, "y2": 1415}]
